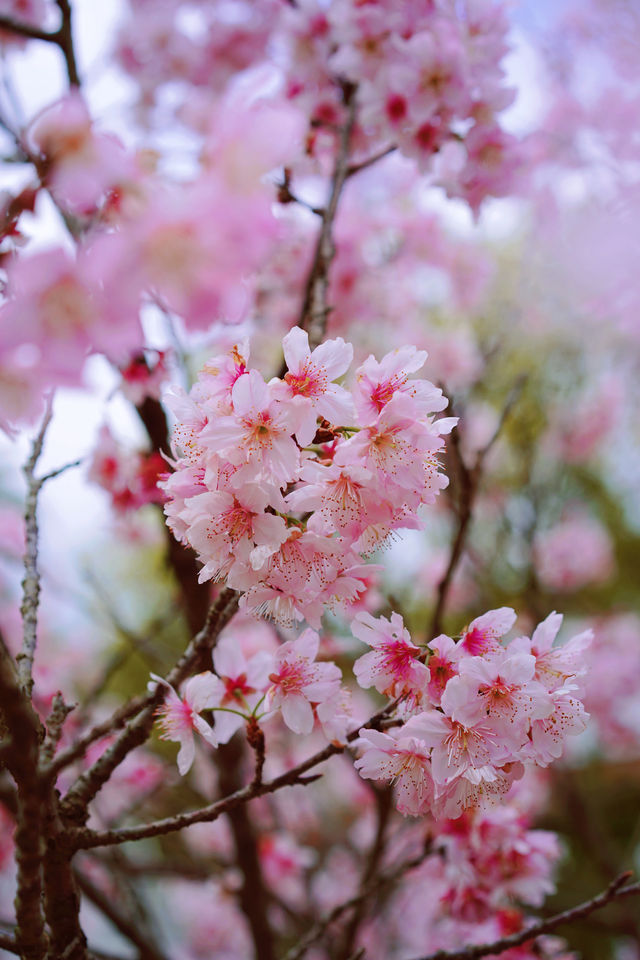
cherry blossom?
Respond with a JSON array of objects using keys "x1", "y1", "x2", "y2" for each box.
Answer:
[
  {"x1": 354, "y1": 726, "x2": 434, "y2": 817},
  {"x1": 265, "y1": 628, "x2": 341, "y2": 735},
  {"x1": 275, "y1": 327, "x2": 355, "y2": 446},
  {"x1": 352, "y1": 610, "x2": 429, "y2": 703},
  {"x1": 151, "y1": 673, "x2": 220, "y2": 775}
]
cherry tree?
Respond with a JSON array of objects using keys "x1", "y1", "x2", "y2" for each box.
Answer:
[{"x1": 0, "y1": 1, "x2": 639, "y2": 959}]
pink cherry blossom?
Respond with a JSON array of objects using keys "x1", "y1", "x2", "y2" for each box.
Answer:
[
  {"x1": 354, "y1": 726, "x2": 434, "y2": 817},
  {"x1": 427, "y1": 633, "x2": 462, "y2": 706},
  {"x1": 201, "y1": 369, "x2": 300, "y2": 485},
  {"x1": 353, "y1": 345, "x2": 446, "y2": 426},
  {"x1": 442, "y1": 653, "x2": 553, "y2": 751},
  {"x1": 511, "y1": 612, "x2": 593, "y2": 694},
  {"x1": 204, "y1": 635, "x2": 274, "y2": 744},
  {"x1": 411, "y1": 709, "x2": 506, "y2": 788},
  {"x1": 352, "y1": 610, "x2": 429, "y2": 703},
  {"x1": 265, "y1": 628, "x2": 341, "y2": 734},
  {"x1": 527, "y1": 684, "x2": 590, "y2": 765},
  {"x1": 459, "y1": 607, "x2": 517, "y2": 657},
  {"x1": 152, "y1": 673, "x2": 220, "y2": 774},
  {"x1": 184, "y1": 486, "x2": 289, "y2": 584},
  {"x1": 275, "y1": 327, "x2": 355, "y2": 445}
]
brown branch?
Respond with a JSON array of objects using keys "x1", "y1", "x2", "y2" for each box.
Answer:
[
  {"x1": 428, "y1": 377, "x2": 525, "y2": 641},
  {"x1": 41, "y1": 692, "x2": 75, "y2": 764},
  {"x1": 41, "y1": 811, "x2": 88, "y2": 960},
  {"x1": 70, "y1": 699, "x2": 397, "y2": 850},
  {"x1": 216, "y1": 734, "x2": 275, "y2": 960},
  {"x1": 0, "y1": 1, "x2": 80, "y2": 87},
  {"x1": 0, "y1": 932, "x2": 20, "y2": 955},
  {"x1": 0, "y1": 645, "x2": 48, "y2": 960},
  {"x1": 74, "y1": 869, "x2": 168, "y2": 960},
  {"x1": 135, "y1": 396, "x2": 211, "y2": 636},
  {"x1": 55, "y1": 0, "x2": 80, "y2": 87},
  {"x1": 336, "y1": 784, "x2": 393, "y2": 959},
  {"x1": 0, "y1": 14, "x2": 53, "y2": 42},
  {"x1": 297, "y1": 83, "x2": 357, "y2": 351},
  {"x1": 276, "y1": 169, "x2": 323, "y2": 215},
  {"x1": 59, "y1": 589, "x2": 238, "y2": 823},
  {"x1": 428, "y1": 415, "x2": 474, "y2": 641},
  {"x1": 410, "y1": 873, "x2": 640, "y2": 960},
  {"x1": 246, "y1": 717, "x2": 266, "y2": 789},
  {"x1": 46, "y1": 691, "x2": 152, "y2": 777},
  {"x1": 346, "y1": 144, "x2": 396, "y2": 178}
]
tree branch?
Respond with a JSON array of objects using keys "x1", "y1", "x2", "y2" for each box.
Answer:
[
  {"x1": 410, "y1": 873, "x2": 640, "y2": 960},
  {"x1": 283, "y1": 848, "x2": 430, "y2": 960},
  {"x1": 346, "y1": 144, "x2": 396, "y2": 178},
  {"x1": 74, "y1": 869, "x2": 168, "y2": 960},
  {"x1": 337, "y1": 784, "x2": 393, "y2": 959},
  {"x1": 0, "y1": 0, "x2": 80, "y2": 87},
  {"x1": 70, "y1": 699, "x2": 397, "y2": 850},
  {"x1": 0, "y1": 645, "x2": 48, "y2": 960},
  {"x1": 428, "y1": 377, "x2": 525, "y2": 641},
  {"x1": 55, "y1": 0, "x2": 80, "y2": 88},
  {"x1": 16, "y1": 397, "x2": 54, "y2": 698},
  {"x1": 0, "y1": 14, "x2": 53, "y2": 42},
  {"x1": 59, "y1": 590, "x2": 238, "y2": 823},
  {"x1": 216, "y1": 734, "x2": 275, "y2": 960},
  {"x1": 297, "y1": 83, "x2": 357, "y2": 351}
]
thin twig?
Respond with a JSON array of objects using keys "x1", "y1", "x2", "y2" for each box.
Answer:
[
  {"x1": 0, "y1": 14, "x2": 53, "y2": 42},
  {"x1": 41, "y1": 692, "x2": 76, "y2": 764},
  {"x1": 283, "y1": 849, "x2": 429, "y2": 960},
  {"x1": 336, "y1": 784, "x2": 393, "y2": 959},
  {"x1": 0, "y1": 0, "x2": 80, "y2": 87},
  {"x1": 75, "y1": 869, "x2": 168, "y2": 960},
  {"x1": 428, "y1": 378, "x2": 525, "y2": 641},
  {"x1": 410, "y1": 873, "x2": 640, "y2": 960},
  {"x1": 55, "y1": 0, "x2": 81, "y2": 87},
  {"x1": 346, "y1": 144, "x2": 396, "y2": 178},
  {"x1": 246, "y1": 717, "x2": 266, "y2": 789},
  {"x1": 59, "y1": 590, "x2": 239, "y2": 822}
]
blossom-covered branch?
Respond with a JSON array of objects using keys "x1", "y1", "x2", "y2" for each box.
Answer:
[{"x1": 411, "y1": 873, "x2": 640, "y2": 960}]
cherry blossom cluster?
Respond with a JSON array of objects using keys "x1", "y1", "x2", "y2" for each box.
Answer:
[
  {"x1": 88, "y1": 425, "x2": 166, "y2": 513},
  {"x1": 114, "y1": 0, "x2": 524, "y2": 211},
  {"x1": 380, "y1": 799, "x2": 573, "y2": 959},
  {"x1": 115, "y1": 0, "x2": 280, "y2": 119},
  {"x1": 354, "y1": 607, "x2": 592, "y2": 819},
  {"x1": 431, "y1": 806, "x2": 560, "y2": 923},
  {"x1": 161, "y1": 331, "x2": 455, "y2": 626},
  {"x1": 281, "y1": 0, "x2": 524, "y2": 210}
]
